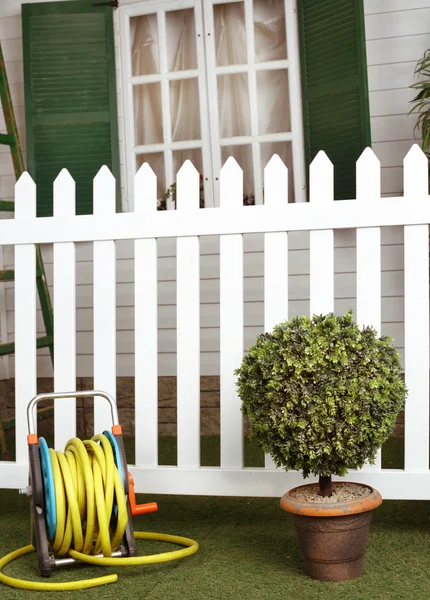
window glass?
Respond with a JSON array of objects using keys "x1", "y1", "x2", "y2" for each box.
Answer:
[
  {"x1": 217, "y1": 73, "x2": 251, "y2": 138},
  {"x1": 170, "y1": 78, "x2": 201, "y2": 141},
  {"x1": 133, "y1": 83, "x2": 163, "y2": 145},
  {"x1": 166, "y1": 8, "x2": 197, "y2": 71},
  {"x1": 254, "y1": 0, "x2": 287, "y2": 63},
  {"x1": 131, "y1": 14, "x2": 160, "y2": 76}
]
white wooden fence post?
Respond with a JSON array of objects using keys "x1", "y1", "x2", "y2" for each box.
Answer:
[
  {"x1": 93, "y1": 167, "x2": 117, "y2": 434},
  {"x1": 134, "y1": 163, "x2": 158, "y2": 467},
  {"x1": 264, "y1": 154, "x2": 289, "y2": 469},
  {"x1": 309, "y1": 152, "x2": 334, "y2": 315},
  {"x1": 356, "y1": 148, "x2": 382, "y2": 471},
  {"x1": 403, "y1": 144, "x2": 429, "y2": 472},
  {"x1": 176, "y1": 160, "x2": 201, "y2": 468},
  {"x1": 220, "y1": 158, "x2": 244, "y2": 469},
  {"x1": 53, "y1": 169, "x2": 77, "y2": 449},
  {"x1": 14, "y1": 173, "x2": 37, "y2": 464}
]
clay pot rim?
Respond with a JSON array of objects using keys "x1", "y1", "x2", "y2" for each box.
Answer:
[{"x1": 280, "y1": 481, "x2": 382, "y2": 517}]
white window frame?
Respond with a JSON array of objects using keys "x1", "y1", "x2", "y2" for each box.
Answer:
[
  {"x1": 119, "y1": 0, "x2": 213, "y2": 210},
  {"x1": 119, "y1": 0, "x2": 306, "y2": 209}
]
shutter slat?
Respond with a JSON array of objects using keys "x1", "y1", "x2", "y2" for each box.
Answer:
[
  {"x1": 298, "y1": 0, "x2": 371, "y2": 201},
  {"x1": 22, "y1": 0, "x2": 120, "y2": 217}
]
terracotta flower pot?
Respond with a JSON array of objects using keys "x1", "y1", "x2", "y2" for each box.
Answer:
[{"x1": 280, "y1": 482, "x2": 382, "y2": 582}]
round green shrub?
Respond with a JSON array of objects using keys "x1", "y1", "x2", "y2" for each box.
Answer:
[{"x1": 235, "y1": 311, "x2": 407, "y2": 479}]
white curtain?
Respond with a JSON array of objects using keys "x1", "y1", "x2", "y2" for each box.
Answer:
[
  {"x1": 131, "y1": 0, "x2": 292, "y2": 200},
  {"x1": 131, "y1": 11, "x2": 201, "y2": 197},
  {"x1": 215, "y1": 0, "x2": 292, "y2": 197}
]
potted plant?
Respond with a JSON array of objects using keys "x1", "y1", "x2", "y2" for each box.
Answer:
[{"x1": 235, "y1": 311, "x2": 407, "y2": 582}]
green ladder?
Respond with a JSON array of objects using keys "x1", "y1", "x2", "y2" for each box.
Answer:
[{"x1": 0, "y1": 41, "x2": 54, "y2": 459}]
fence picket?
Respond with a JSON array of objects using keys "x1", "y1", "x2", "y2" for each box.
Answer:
[
  {"x1": 264, "y1": 155, "x2": 288, "y2": 469},
  {"x1": 93, "y1": 167, "x2": 117, "y2": 434},
  {"x1": 53, "y1": 170, "x2": 76, "y2": 449},
  {"x1": 134, "y1": 163, "x2": 158, "y2": 467},
  {"x1": 356, "y1": 149, "x2": 382, "y2": 471},
  {"x1": 220, "y1": 158, "x2": 244, "y2": 469},
  {"x1": 176, "y1": 161, "x2": 201, "y2": 468},
  {"x1": 403, "y1": 145, "x2": 429, "y2": 472},
  {"x1": 309, "y1": 152, "x2": 334, "y2": 315},
  {"x1": 14, "y1": 173, "x2": 37, "y2": 466}
]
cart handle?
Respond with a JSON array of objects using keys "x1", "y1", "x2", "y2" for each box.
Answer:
[{"x1": 27, "y1": 390, "x2": 118, "y2": 436}]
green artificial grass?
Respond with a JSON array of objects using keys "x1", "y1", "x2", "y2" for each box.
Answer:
[
  {"x1": 0, "y1": 434, "x2": 422, "y2": 599},
  {"x1": 1, "y1": 488, "x2": 430, "y2": 599}
]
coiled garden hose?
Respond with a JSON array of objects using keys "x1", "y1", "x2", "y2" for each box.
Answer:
[{"x1": 0, "y1": 434, "x2": 199, "y2": 592}]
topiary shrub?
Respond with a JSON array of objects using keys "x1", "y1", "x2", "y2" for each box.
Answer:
[{"x1": 235, "y1": 311, "x2": 407, "y2": 497}]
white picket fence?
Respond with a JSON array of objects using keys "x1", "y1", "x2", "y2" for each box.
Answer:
[{"x1": 0, "y1": 145, "x2": 429, "y2": 499}]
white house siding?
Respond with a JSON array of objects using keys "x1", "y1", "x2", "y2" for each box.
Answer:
[{"x1": 0, "y1": 0, "x2": 427, "y2": 377}]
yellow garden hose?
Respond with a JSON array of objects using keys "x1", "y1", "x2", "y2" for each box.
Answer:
[{"x1": 0, "y1": 434, "x2": 199, "y2": 592}]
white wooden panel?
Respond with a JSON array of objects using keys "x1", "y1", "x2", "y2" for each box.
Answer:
[
  {"x1": 381, "y1": 167, "x2": 403, "y2": 195},
  {"x1": 4, "y1": 268, "x2": 406, "y2": 317},
  {"x1": 366, "y1": 34, "x2": 429, "y2": 65},
  {"x1": 53, "y1": 170, "x2": 76, "y2": 449},
  {"x1": 176, "y1": 162, "x2": 201, "y2": 468},
  {"x1": 368, "y1": 62, "x2": 421, "y2": 93},
  {"x1": 93, "y1": 167, "x2": 117, "y2": 433},
  {"x1": 356, "y1": 149, "x2": 382, "y2": 471},
  {"x1": 10, "y1": 295, "x2": 408, "y2": 338},
  {"x1": 36, "y1": 242, "x2": 404, "y2": 284},
  {"x1": 0, "y1": 62, "x2": 23, "y2": 86},
  {"x1": 47, "y1": 322, "x2": 403, "y2": 359},
  {"x1": 2, "y1": 38, "x2": 22, "y2": 63},
  {"x1": 220, "y1": 159, "x2": 244, "y2": 469},
  {"x1": 14, "y1": 173, "x2": 37, "y2": 464},
  {"x1": 264, "y1": 156, "x2": 288, "y2": 469},
  {"x1": 0, "y1": 175, "x2": 17, "y2": 199},
  {"x1": 369, "y1": 89, "x2": 415, "y2": 119},
  {"x1": 373, "y1": 141, "x2": 416, "y2": 168},
  {"x1": 0, "y1": 17, "x2": 21, "y2": 40},
  {"x1": 371, "y1": 115, "x2": 416, "y2": 143},
  {"x1": 364, "y1": 0, "x2": 430, "y2": 15},
  {"x1": 15, "y1": 343, "x2": 408, "y2": 381},
  {"x1": 309, "y1": 152, "x2": 334, "y2": 315},
  {"x1": 365, "y1": 9, "x2": 430, "y2": 40},
  {"x1": 403, "y1": 145, "x2": 429, "y2": 472},
  {"x1": 134, "y1": 163, "x2": 158, "y2": 467},
  {"x1": 0, "y1": 0, "x2": 71, "y2": 19}
]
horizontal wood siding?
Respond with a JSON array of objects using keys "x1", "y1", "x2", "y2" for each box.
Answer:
[{"x1": 0, "y1": 0, "x2": 426, "y2": 376}]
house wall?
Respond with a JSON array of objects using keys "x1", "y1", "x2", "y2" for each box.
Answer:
[{"x1": 0, "y1": 0, "x2": 428, "y2": 379}]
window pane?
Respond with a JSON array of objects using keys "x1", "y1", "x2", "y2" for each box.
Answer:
[
  {"x1": 170, "y1": 78, "x2": 201, "y2": 142},
  {"x1": 254, "y1": 0, "x2": 287, "y2": 63},
  {"x1": 218, "y1": 73, "x2": 251, "y2": 137},
  {"x1": 260, "y1": 141, "x2": 294, "y2": 202},
  {"x1": 214, "y1": 2, "x2": 247, "y2": 66},
  {"x1": 133, "y1": 83, "x2": 163, "y2": 145},
  {"x1": 131, "y1": 14, "x2": 160, "y2": 76},
  {"x1": 221, "y1": 145, "x2": 254, "y2": 197},
  {"x1": 257, "y1": 69, "x2": 290, "y2": 134},
  {"x1": 136, "y1": 153, "x2": 165, "y2": 201},
  {"x1": 166, "y1": 8, "x2": 197, "y2": 71}
]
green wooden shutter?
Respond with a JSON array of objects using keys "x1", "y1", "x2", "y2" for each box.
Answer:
[
  {"x1": 22, "y1": 0, "x2": 120, "y2": 216},
  {"x1": 297, "y1": 0, "x2": 371, "y2": 200}
]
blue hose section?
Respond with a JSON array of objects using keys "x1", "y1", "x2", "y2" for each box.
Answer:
[{"x1": 38, "y1": 437, "x2": 56, "y2": 542}]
